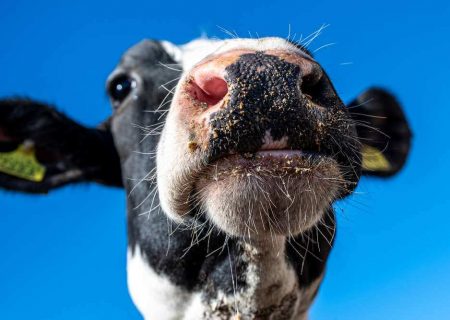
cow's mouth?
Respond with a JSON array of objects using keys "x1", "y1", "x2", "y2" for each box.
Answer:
[
  {"x1": 192, "y1": 146, "x2": 342, "y2": 238},
  {"x1": 203, "y1": 149, "x2": 328, "y2": 177}
]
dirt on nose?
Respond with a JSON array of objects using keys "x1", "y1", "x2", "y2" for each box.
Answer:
[
  {"x1": 177, "y1": 51, "x2": 361, "y2": 196},
  {"x1": 207, "y1": 52, "x2": 319, "y2": 160}
]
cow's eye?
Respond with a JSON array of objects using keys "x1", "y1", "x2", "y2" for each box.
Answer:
[{"x1": 108, "y1": 74, "x2": 136, "y2": 104}]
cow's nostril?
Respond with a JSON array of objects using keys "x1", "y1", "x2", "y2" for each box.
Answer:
[
  {"x1": 300, "y1": 70, "x2": 333, "y2": 107},
  {"x1": 189, "y1": 76, "x2": 228, "y2": 107}
]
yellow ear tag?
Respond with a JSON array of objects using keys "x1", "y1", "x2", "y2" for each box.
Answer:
[
  {"x1": 361, "y1": 145, "x2": 391, "y2": 172},
  {"x1": 0, "y1": 143, "x2": 46, "y2": 182}
]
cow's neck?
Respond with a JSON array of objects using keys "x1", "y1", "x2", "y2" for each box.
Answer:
[{"x1": 186, "y1": 235, "x2": 317, "y2": 320}]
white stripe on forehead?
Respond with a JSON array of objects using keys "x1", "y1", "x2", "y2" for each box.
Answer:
[{"x1": 161, "y1": 37, "x2": 312, "y2": 72}]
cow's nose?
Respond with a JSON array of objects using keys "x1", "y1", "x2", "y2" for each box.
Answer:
[
  {"x1": 185, "y1": 50, "x2": 321, "y2": 114},
  {"x1": 182, "y1": 50, "x2": 328, "y2": 157}
]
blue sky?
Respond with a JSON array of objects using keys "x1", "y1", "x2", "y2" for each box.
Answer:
[{"x1": 1, "y1": 0, "x2": 449, "y2": 319}]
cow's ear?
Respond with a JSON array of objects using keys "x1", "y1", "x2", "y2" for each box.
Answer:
[
  {"x1": 0, "y1": 98, "x2": 122, "y2": 194},
  {"x1": 348, "y1": 88, "x2": 412, "y2": 177}
]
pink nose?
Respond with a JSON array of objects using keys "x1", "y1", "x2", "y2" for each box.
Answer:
[{"x1": 187, "y1": 73, "x2": 228, "y2": 107}]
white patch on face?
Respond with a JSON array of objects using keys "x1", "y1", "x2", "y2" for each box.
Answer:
[
  {"x1": 161, "y1": 38, "x2": 223, "y2": 72},
  {"x1": 210, "y1": 37, "x2": 312, "y2": 59},
  {"x1": 161, "y1": 37, "x2": 312, "y2": 75},
  {"x1": 127, "y1": 246, "x2": 192, "y2": 320},
  {"x1": 160, "y1": 40, "x2": 184, "y2": 64},
  {"x1": 156, "y1": 108, "x2": 203, "y2": 222}
]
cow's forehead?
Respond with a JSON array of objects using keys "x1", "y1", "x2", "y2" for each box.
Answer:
[
  {"x1": 119, "y1": 37, "x2": 313, "y2": 73},
  {"x1": 167, "y1": 37, "x2": 312, "y2": 70}
]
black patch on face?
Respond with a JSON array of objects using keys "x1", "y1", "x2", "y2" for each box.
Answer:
[{"x1": 208, "y1": 52, "x2": 361, "y2": 194}]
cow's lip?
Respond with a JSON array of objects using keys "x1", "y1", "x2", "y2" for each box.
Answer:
[
  {"x1": 196, "y1": 147, "x2": 336, "y2": 196},
  {"x1": 255, "y1": 149, "x2": 306, "y2": 157},
  {"x1": 207, "y1": 149, "x2": 326, "y2": 168},
  {"x1": 240, "y1": 148, "x2": 322, "y2": 159}
]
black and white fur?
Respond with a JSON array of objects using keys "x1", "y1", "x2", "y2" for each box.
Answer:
[{"x1": 0, "y1": 37, "x2": 412, "y2": 319}]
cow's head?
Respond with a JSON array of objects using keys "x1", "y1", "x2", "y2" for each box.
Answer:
[
  {"x1": 108, "y1": 37, "x2": 412, "y2": 239},
  {"x1": 0, "y1": 37, "x2": 411, "y2": 240}
]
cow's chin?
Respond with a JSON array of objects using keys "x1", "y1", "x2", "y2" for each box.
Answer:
[{"x1": 194, "y1": 152, "x2": 343, "y2": 238}]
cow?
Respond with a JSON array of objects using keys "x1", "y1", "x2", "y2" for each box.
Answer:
[{"x1": 0, "y1": 37, "x2": 412, "y2": 319}]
